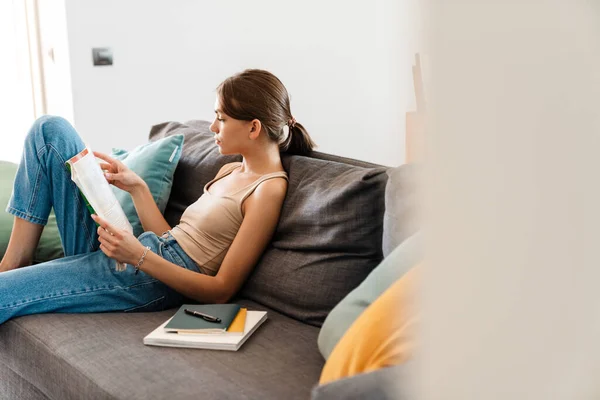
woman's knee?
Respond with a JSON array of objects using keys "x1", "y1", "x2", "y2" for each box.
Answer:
[{"x1": 25, "y1": 115, "x2": 82, "y2": 156}]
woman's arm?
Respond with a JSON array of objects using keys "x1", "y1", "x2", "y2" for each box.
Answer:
[
  {"x1": 93, "y1": 213, "x2": 222, "y2": 302},
  {"x1": 92, "y1": 175, "x2": 288, "y2": 303},
  {"x1": 211, "y1": 177, "x2": 288, "y2": 301},
  {"x1": 136, "y1": 252, "x2": 223, "y2": 302},
  {"x1": 130, "y1": 182, "x2": 171, "y2": 235},
  {"x1": 139, "y1": 177, "x2": 288, "y2": 303}
]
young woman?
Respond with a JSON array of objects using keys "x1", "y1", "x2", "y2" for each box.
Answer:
[{"x1": 0, "y1": 69, "x2": 315, "y2": 325}]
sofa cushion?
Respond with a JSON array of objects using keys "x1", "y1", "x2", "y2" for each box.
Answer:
[
  {"x1": 382, "y1": 164, "x2": 420, "y2": 257},
  {"x1": 33, "y1": 212, "x2": 64, "y2": 263},
  {"x1": 1, "y1": 161, "x2": 63, "y2": 263},
  {"x1": 0, "y1": 300, "x2": 323, "y2": 400},
  {"x1": 0, "y1": 161, "x2": 18, "y2": 257},
  {"x1": 241, "y1": 155, "x2": 388, "y2": 326},
  {"x1": 0, "y1": 361, "x2": 48, "y2": 400},
  {"x1": 110, "y1": 134, "x2": 184, "y2": 237},
  {"x1": 149, "y1": 120, "x2": 388, "y2": 326},
  {"x1": 311, "y1": 362, "x2": 415, "y2": 400}
]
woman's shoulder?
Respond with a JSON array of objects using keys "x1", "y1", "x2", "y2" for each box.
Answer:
[
  {"x1": 253, "y1": 174, "x2": 288, "y2": 200},
  {"x1": 242, "y1": 175, "x2": 288, "y2": 215},
  {"x1": 214, "y1": 162, "x2": 242, "y2": 178}
]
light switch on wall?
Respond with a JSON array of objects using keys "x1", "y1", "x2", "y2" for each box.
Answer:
[{"x1": 92, "y1": 48, "x2": 113, "y2": 66}]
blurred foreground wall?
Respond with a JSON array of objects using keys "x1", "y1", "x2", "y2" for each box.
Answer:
[{"x1": 420, "y1": 2, "x2": 600, "y2": 399}]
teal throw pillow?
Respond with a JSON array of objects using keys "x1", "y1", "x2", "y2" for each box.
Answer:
[
  {"x1": 0, "y1": 161, "x2": 64, "y2": 263},
  {"x1": 317, "y1": 231, "x2": 424, "y2": 360},
  {"x1": 110, "y1": 134, "x2": 184, "y2": 237}
]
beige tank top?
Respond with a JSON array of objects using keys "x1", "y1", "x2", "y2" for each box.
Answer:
[{"x1": 169, "y1": 162, "x2": 288, "y2": 276}]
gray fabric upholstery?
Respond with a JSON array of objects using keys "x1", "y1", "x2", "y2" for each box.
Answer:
[
  {"x1": 382, "y1": 164, "x2": 420, "y2": 257},
  {"x1": 0, "y1": 361, "x2": 49, "y2": 400},
  {"x1": 150, "y1": 120, "x2": 389, "y2": 326},
  {"x1": 0, "y1": 300, "x2": 323, "y2": 400},
  {"x1": 311, "y1": 363, "x2": 416, "y2": 400}
]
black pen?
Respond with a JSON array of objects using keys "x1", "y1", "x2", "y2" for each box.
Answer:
[{"x1": 184, "y1": 308, "x2": 221, "y2": 323}]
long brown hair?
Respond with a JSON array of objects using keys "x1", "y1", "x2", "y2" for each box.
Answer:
[{"x1": 216, "y1": 69, "x2": 316, "y2": 155}]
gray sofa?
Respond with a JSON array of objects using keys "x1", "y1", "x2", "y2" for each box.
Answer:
[{"x1": 0, "y1": 120, "x2": 415, "y2": 399}]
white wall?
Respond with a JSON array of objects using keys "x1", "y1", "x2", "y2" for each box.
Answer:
[{"x1": 59, "y1": 0, "x2": 409, "y2": 166}]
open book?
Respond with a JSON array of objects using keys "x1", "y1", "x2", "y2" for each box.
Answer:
[{"x1": 66, "y1": 147, "x2": 133, "y2": 271}]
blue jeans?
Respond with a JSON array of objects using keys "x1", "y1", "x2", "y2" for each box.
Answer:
[{"x1": 0, "y1": 116, "x2": 201, "y2": 325}]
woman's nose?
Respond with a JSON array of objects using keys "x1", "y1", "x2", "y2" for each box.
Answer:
[{"x1": 209, "y1": 120, "x2": 218, "y2": 133}]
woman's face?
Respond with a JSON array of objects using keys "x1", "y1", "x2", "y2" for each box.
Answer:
[{"x1": 209, "y1": 97, "x2": 249, "y2": 155}]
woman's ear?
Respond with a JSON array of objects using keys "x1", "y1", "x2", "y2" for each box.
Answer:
[{"x1": 249, "y1": 119, "x2": 262, "y2": 140}]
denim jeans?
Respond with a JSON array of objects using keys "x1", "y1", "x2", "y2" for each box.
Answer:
[{"x1": 0, "y1": 116, "x2": 201, "y2": 325}]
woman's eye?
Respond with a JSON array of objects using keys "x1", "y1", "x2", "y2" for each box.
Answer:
[{"x1": 218, "y1": 118, "x2": 224, "y2": 122}]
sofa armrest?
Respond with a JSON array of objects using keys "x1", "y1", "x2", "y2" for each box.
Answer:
[{"x1": 310, "y1": 363, "x2": 414, "y2": 400}]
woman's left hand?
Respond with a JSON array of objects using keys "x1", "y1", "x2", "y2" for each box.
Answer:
[{"x1": 92, "y1": 214, "x2": 147, "y2": 265}]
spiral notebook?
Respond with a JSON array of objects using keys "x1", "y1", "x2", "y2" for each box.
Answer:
[{"x1": 143, "y1": 310, "x2": 267, "y2": 351}]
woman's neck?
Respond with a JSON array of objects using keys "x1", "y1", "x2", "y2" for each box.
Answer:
[{"x1": 237, "y1": 141, "x2": 283, "y2": 176}]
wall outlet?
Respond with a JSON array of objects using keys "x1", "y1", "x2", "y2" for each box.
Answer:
[{"x1": 92, "y1": 48, "x2": 113, "y2": 66}]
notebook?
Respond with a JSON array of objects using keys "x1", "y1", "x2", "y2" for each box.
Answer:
[
  {"x1": 143, "y1": 310, "x2": 267, "y2": 351},
  {"x1": 178, "y1": 308, "x2": 247, "y2": 336},
  {"x1": 164, "y1": 304, "x2": 241, "y2": 334}
]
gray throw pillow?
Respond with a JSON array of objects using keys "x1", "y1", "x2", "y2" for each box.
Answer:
[
  {"x1": 149, "y1": 120, "x2": 388, "y2": 326},
  {"x1": 241, "y1": 155, "x2": 388, "y2": 326},
  {"x1": 382, "y1": 164, "x2": 420, "y2": 257}
]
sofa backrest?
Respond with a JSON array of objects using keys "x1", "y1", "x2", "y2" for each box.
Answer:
[{"x1": 149, "y1": 120, "x2": 389, "y2": 326}]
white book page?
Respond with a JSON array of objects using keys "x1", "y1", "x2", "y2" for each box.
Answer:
[
  {"x1": 67, "y1": 147, "x2": 132, "y2": 271},
  {"x1": 68, "y1": 148, "x2": 131, "y2": 232},
  {"x1": 143, "y1": 311, "x2": 268, "y2": 351}
]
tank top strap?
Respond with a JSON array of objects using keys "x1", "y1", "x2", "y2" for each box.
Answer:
[
  {"x1": 218, "y1": 162, "x2": 242, "y2": 179},
  {"x1": 204, "y1": 162, "x2": 242, "y2": 193},
  {"x1": 235, "y1": 171, "x2": 289, "y2": 204}
]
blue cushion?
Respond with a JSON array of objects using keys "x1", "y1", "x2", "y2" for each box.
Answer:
[
  {"x1": 317, "y1": 231, "x2": 423, "y2": 360},
  {"x1": 110, "y1": 134, "x2": 184, "y2": 237}
]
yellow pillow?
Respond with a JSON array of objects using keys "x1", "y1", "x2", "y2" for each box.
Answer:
[{"x1": 319, "y1": 265, "x2": 420, "y2": 385}]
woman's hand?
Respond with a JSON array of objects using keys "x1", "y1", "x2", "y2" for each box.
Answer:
[
  {"x1": 94, "y1": 151, "x2": 146, "y2": 194},
  {"x1": 92, "y1": 214, "x2": 147, "y2": 265}
]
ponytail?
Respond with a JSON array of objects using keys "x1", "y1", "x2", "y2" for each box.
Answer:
[{"x1": 279, "y1": 122, "x2": 316, "y2": 156}]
